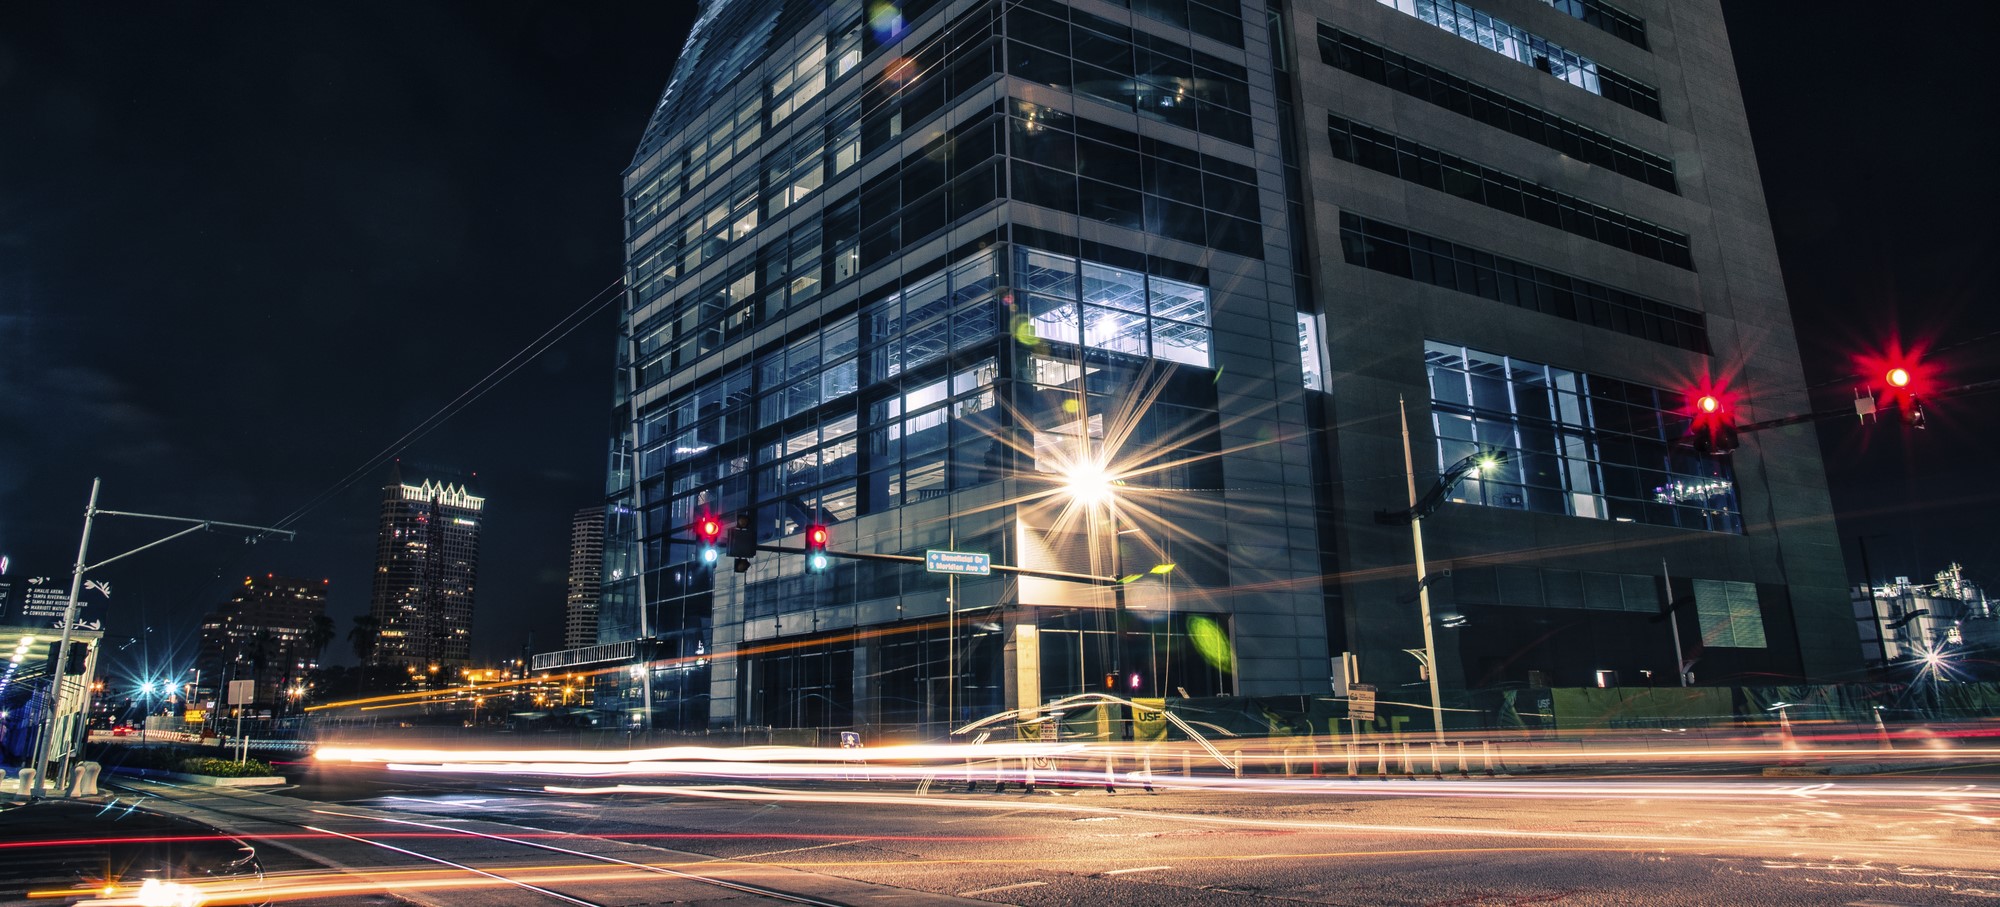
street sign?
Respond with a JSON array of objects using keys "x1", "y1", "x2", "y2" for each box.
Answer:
[
  {"x1": 925, "y1": 550, "x2": 992, "y2": 576},
  {"x1": 227, "y1": 680, "x2": 255, "y2": 706},
  {"x1": 1348, "y1": 683, "x2": 1376, "y2": 722}
]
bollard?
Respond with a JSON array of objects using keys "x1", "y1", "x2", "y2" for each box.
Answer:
[
  {"x1": 14, "y1": 768, "x2": 35, "y2": 799},
  {"x1": 1399, "y1": 741, "x2": 1414, "y2": 776},
  {"x1": 1375, "y1": 741, "x2": 1388, "y2": 777},
  {"x1": 1022, "y1": 756, "x2": 1036, "y2": 793},
  {"x1": 1182, "y1": 752, "x2": 1192, "y2": 778},
  {"x1": 1282, "y1": 748, "x2": 1293, "y2": 776},
  {"x1": 1456, "y1": 741, "x2": 1470, "y2": 777},
  {"x1": 69, "y1": 762, "x2": 101, "y2": 798},
  {"x1": 1104, "y1": 753, "x2": 1117, "y2": 793},
  {"x1": 1346, "y1": 743, "x2": 1359, "y2": 778},
  {"x1": 1481, "y1": 740, "x2": 1499, "y2": 775},
  {"x1": 1141, "y1": 753, "x2": 1154, "y2": 793},
  {"x1": 1429, "y1": 741, "x2": 1443, "y2": 777}
]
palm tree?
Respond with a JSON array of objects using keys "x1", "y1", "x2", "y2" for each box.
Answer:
[
  {"x1": 308, "y1": 613, "x2": 337, "y2": 660},
  {"x1": 348, "y1": 614, "x2": 380, "y2": 664}
]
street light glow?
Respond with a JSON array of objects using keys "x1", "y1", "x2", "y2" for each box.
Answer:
[{"x1": 1062, "y1": 461, "x2": 1115, "y2": 507}]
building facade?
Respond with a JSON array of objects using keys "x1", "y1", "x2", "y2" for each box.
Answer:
[
  {"x1": 565, "y1": 507, "x2": 606, "y2": 650},
  {"x1": 610, "y1": 0, "x2": 1851, "y2": 733},
  {"x1": 196, "y1": 574, "x2": 328, "y2": 710},
  {"x1": 1854, "y1": 566, "x2": 1993, "y2": 674},
  {"x1": 1297, "y1": 0, "x2": 1851, "y2": 692},
  {"x1": 366, "y1": 474, "x2": 483, "y2": 670}
]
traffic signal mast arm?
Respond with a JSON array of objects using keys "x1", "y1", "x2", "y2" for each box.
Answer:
[
  {"x1": 666, "y1": 536, "x2": 1123, "y2": 586},
  {"x1": 1737, "y1": 376, "x2": 2000, "y2": 435}
]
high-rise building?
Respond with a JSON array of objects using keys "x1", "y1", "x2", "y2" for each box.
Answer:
[
  {"x1": 367, "y1": 472, "x2": 483, "y2": 670},
  {"x1": 1298, "y1": 0, "x2": 1848, "y2": 690},
  {"x1": 609, "y1": 0, "x2": 1850, "y2": 733},
  {"x1": 196, "y1": 574, "x2": 329, "y2": 710},
  {"x1": 565, "y1": 507, "x2": 606, "y2": 649}
]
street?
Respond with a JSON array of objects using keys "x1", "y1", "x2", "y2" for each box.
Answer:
[{"x1": 77, "y1": 763, "x2": 2000, "y2": 906}]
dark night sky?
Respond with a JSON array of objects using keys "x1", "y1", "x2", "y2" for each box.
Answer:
[{"x1": 0, "y1": 3, "x2": 1992, "y2": 676}]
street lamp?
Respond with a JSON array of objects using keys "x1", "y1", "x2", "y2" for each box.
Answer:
[
  {"x1": 1376, "y1": 395, "x2": 1507, "y2": 744},
  {"x1": 1061, "y1": 459, "x2": 1133, "y2": 691}
]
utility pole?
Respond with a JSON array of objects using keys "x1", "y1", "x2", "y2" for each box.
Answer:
[
  {"x1": 1397, "y1": 397, "x2": 1447, "y2": 744},
  {"x1": 30, "y1": 480, "x2": 293, "y2": 798}
]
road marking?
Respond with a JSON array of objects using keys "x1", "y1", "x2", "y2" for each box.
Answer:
[
  {"x1": 961, "y1": 881, "x2": 1048, "y2": 896},
  {"x1": 1103, "y1": 865, "x2": 1173, "y2": 875}
]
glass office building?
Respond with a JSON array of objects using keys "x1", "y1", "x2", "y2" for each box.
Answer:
[
  {"x1": 606, "y1": 0, "x2": 1853, "y2": 732},
  {"x1": 608, "y1": 0, "x2": 1325, "y2": 734}
]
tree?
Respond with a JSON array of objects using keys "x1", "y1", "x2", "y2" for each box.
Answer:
[
  {"x1": 308, "y1": 613, "x2": 337, "y2": 660},
  {"x1": 348, "y1": 614, "x2": 381, "y2": 664}
]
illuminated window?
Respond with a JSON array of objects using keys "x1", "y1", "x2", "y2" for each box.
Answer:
[{"x1": 1426, "y1": 341, "x2": 1740, "y2": 532}]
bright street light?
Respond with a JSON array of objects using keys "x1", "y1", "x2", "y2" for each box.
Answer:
[{"x1": 1062, "y1": 461, "x2": 1115, "y2": 507}]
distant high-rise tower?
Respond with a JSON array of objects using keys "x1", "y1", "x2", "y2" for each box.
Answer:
[
  {"x1": 367, "y1": 471, "x2": 483, "y2": 669},
  {"x1": 197, "y1": 575, "x2": 329, "y2": 709},
  {"x1": 564, "y1": 507, "x2": 606, "y2": 649}
]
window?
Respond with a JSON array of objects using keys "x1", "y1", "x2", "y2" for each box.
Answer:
[
  {"x1": 1330, "y1": 117, "x2": 1691, "y2": 269},
  {"x1": 1693, "y1": 579, "x2": 1765, "y2": 648},
  {"x1": 1014, "y1": 246, "x2": 1213, "y2": 368},
  {"x1": 1341, "y1": 213, "x2": 1708, "y2": 353},
  {"x1": 769, "y1": 39, "x2": 828, "y2": 125},
  {"x1": 1539, "y1": 0, "x2": 1647, "y2": 50},
  {"x1": 1373, "y1": 0, "x2": 1659, "y2": 118},
  {"x1": 1009, "y1": 102, "x2": 1263, "y2": 257},
  {"x1": 1426, "y1": 341, "x2": 1740, "y2": 532},
  {"x1": 1318, "y1": 26, "x2": 1673, "y2": 193}
]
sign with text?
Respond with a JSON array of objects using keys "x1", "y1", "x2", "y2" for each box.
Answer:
[
  {"x1": 11, "y1": 576, "x2": 107, "y2": 630},
  {"x1": 1348, "y1": 683, "x2": 1377, "y2": 722},
  {"x1": 925, "y1": 550, "x2": 991, "y2": 576},
  {"x1": 227, "y1": 680, "x2": 255, "y2": 705}
]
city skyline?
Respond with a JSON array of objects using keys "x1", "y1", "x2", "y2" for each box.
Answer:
[{"x1": 0, "y1": 2, "x2": 1992, "y2": 678}]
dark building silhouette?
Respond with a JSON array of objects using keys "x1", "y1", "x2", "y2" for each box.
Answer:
[{"x1": 196, "y1": 574, "x2": 329, "y2": 710}]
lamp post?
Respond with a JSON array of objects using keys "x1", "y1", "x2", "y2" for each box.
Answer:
[
  {"x1": 30, "y1": 479, "x2": 293, "y2": 798},
  {"x1": 1379, "y1": 396, "x2": 1505, "y2": 745},
  {"x1": 1062, "y1": 461, "x2": 1131, "y2": 695}
]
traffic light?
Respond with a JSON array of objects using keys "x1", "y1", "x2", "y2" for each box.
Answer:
[
  {"x1": 1685, "y1": 392, "x2": 1737, "y2": 456},
  {"x1": 1856, "y1": 347, "x2": 1928, "y2": 430},
  {"x1": 695, "y1": 516, "x2": 723, "y2": 566},
  {"x1": 728, "y1": 512, "x2": 756, "y2": 573},
  {"x1": 805, "y1": 524, "x2": 830, "y2": 572},
  {"x1": 1884, "y1": 363, "x2": 1927, "y2": 429}
]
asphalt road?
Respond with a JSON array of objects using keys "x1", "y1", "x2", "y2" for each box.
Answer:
[{"x1": 77, "y1": 763, "x2": 2000, "y2": 906}]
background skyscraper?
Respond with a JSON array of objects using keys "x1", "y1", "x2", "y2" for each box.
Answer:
[
  {"x1": 366, "y1": 469, "x2": 483, "y2": 670},
  {"x1": 565, "y1": 507, "x2": 605, "y2": 650},
  {"x1": 196, "y1": 574, "x2": 330, "y2": 710}
]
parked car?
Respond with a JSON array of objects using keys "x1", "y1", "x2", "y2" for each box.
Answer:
[{"x1": 110, "y1": 724, "x2": 134, "y2": 737}]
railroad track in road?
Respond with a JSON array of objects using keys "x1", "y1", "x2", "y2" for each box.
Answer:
[{"x1": 101, "y1": 777, "x2": 979, "y2": 906}]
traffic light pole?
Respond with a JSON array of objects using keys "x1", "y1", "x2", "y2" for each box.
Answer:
[
  {"x1": 678, "y1": 538, "x2": 1124, "y2": 586},
  {"x1": 31, "y1": 479, "x2": 294, "y2": 798}
]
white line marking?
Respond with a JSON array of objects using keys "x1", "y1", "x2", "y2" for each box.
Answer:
[
  {"x1": 1103, "y1": 865, "x2": 1173, "y2": 875},
  {"x1": 961, "y1": 881, "x2": 1049, "y2": 896}
]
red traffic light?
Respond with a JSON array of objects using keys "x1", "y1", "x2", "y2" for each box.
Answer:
[
  {"x1": 1886, "y1": 367, "x2": 1911, "y2": 388},
  {"x1": 804, "y1": 524, "x2": 830, "y2": 572},
  {"x1": 1696, "y1": 394, "x2": 1721, "y2": 415},
  {"x1": 696, "y1": 517, "x2": 723, "y2": 542}
]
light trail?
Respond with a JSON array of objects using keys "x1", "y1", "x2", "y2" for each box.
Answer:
[{"x1": 557, "y1": 782, "x2": 2000, "y2": 865}]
